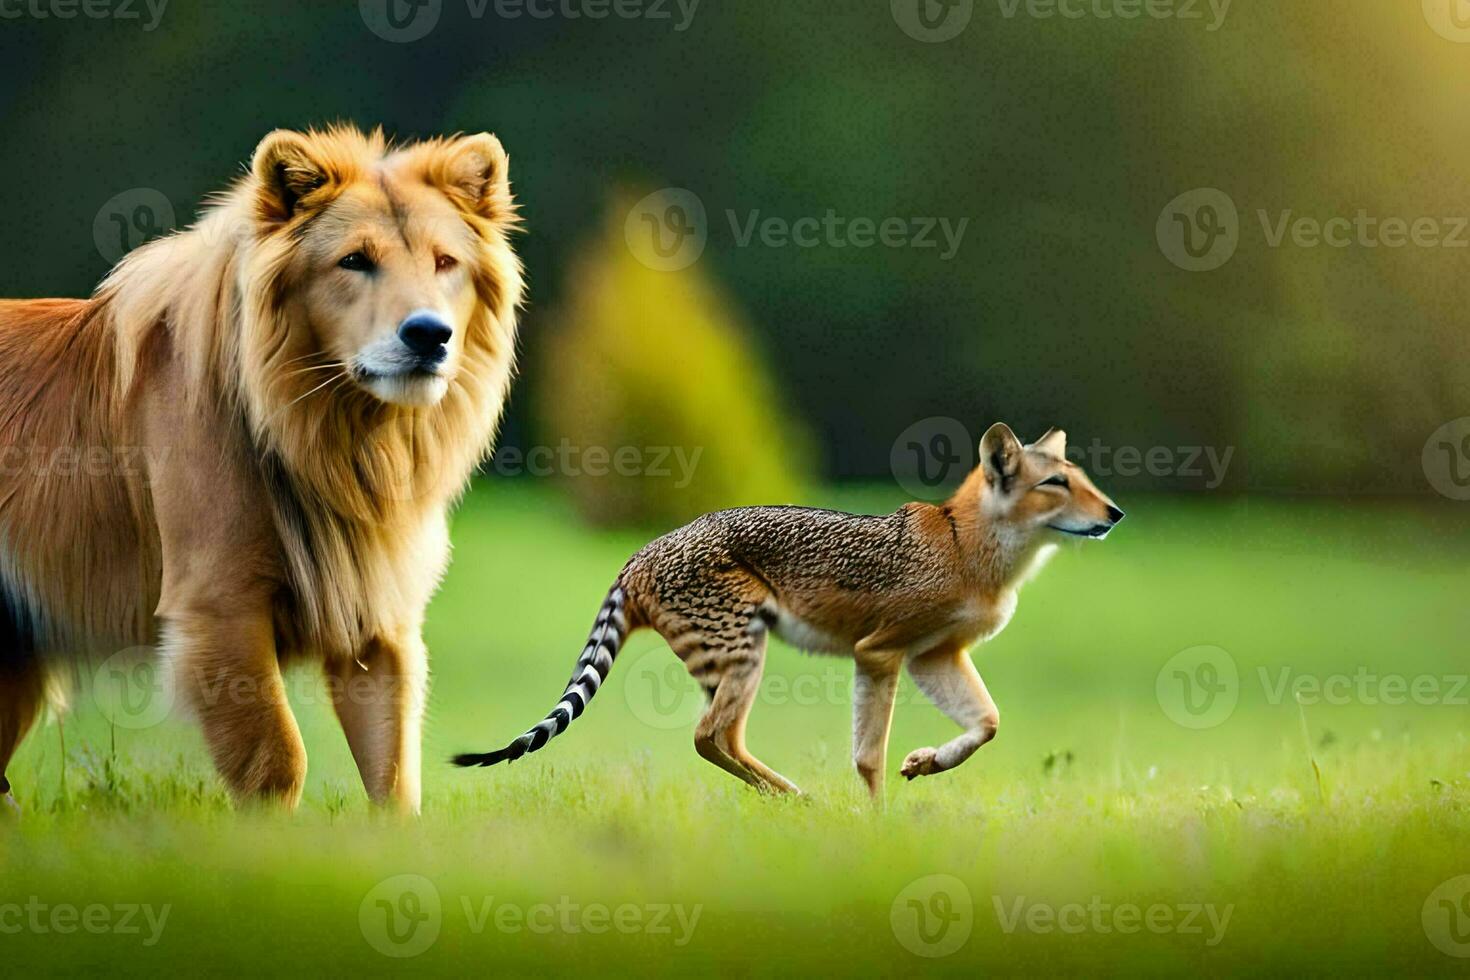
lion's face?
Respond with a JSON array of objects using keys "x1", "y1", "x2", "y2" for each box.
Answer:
[
  {"x1": 292, "y1": 176, "x2": 481, "y2": 408},
  {"x1": 248, "y1": 128, "x2": 519, "y2": 410}
]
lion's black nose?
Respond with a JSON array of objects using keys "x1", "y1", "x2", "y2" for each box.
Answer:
[
  {"x1": 398, "y1": 313, "x2": 452, "y2": 360},
  {"x1": 1107, "y1": 505, "x2": 1125, "y2": 523}
]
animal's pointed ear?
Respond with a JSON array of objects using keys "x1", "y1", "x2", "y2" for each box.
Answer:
[
  {"x1": 434, "y1": 132, "x2": 512, "y2": 221},
  {"x1": 980, "y1": 422, "x2": 1023, "y2": 489},
  {"x1": 1031, "y1": 427, "x2": 1067, "y2": 457},
  {"x1": 252, "y1": 129, "x2": 333, "y2": 222}
]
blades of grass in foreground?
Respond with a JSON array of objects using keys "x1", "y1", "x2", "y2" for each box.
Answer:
[{"x1": 1296, "y1": 693, "x2": 1327, "y2": 805}]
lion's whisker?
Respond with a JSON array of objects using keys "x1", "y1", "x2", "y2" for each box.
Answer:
[{"x1": 272, "y1": 369, "x2": 350, "y2": 420}]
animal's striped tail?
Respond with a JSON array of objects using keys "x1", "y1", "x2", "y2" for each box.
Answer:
[{"x1": 452, "y1": 584, "x2": 628, "y2": 769}]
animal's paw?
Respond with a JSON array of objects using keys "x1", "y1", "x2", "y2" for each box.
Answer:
[{"x1": 900, "y1": 747, "x2": 939, "y2": 780}]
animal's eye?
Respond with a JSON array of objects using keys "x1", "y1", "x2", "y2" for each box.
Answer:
[
  {"x1": 1039, "y1": 474, "x2": 1070, "y2": 489},
  {"x1": 338, "y1": 251, "x2": 373, "y2": 272},
  {"x1": 435, "y1": 254, "x2": 458, "y2": 273}
]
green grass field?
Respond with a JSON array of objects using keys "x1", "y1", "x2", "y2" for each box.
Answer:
[{"x1": 3, "y1": 484, "x2": 1469, "y2": 976}]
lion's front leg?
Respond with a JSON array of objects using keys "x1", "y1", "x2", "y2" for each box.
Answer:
[
  {"x1": 168, "y1": 608, "x2": 308, "y2": 807},
  {"x1": 326, "y1": 634, "x2": 427, "y2": 814}
]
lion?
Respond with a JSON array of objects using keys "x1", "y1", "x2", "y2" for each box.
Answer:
[{"x1": 0, "y1": 125, "x2": 523, "y2": 812}]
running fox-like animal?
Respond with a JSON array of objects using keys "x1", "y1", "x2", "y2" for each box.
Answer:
[{"x1": 455, "y1": 423, "x2": 1123, "y2": 797}]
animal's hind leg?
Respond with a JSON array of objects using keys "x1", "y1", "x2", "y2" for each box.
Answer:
[
  {"x1": 693, "y1": 652, "x2": 800, "y2": 795},
  {"x1": 663, "y1": 578, "x2": 799, "y2": 795},
  {"x1": 692, "y1": 661, "x2": 768, "y2": 790},
  {"x1": 0, "y1": 655, "x2": 48, "y2": 814}
]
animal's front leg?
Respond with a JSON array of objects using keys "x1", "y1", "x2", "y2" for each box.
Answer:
[
  {"x1": 168, "y1": 609, "x2": 307, "y2": 807},
  {"x1": 327, "y1": 635, "x2": 427, "y2": 813},
  {"x1": 851, "y1": 651, "x2": 902, "y2": 800},
  {"x1": 900, "y1": 643, "x2": 998, "y2": 781}
]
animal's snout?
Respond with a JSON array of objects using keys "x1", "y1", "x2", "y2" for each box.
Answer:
[
  {"x1": 1106, "y1": 505, "x2": 1125, "y2": 523},
  {"x1": 398, "y1": 312, "x2": 453, "y2": 361}
]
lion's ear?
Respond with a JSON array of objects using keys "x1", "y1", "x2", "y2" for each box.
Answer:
[
  {"x1": 434, "y1": 132, "x2": 512, "y2": 221},
  {"x1": 252, "y1": 129, "x2": 333, "y2": 222}
]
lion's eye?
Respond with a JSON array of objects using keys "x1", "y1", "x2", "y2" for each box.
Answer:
[
  {"x1": 338, "y1": 251, "x2": 373, "y2": 272},
  {"x1": 1039, "y1": 474, "x2": 1069, "y2": 489},
  {"x1": 435, "y1": 254, "x2": 458, "y2": 273}
]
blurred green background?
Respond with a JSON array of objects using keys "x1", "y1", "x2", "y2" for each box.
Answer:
[
  {"x1": 4, "y1": 2, "x2": 1470, "y2": 976},
  {"x1": 5, "y1": 1, "x2": 1470, "y2": 502}
]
